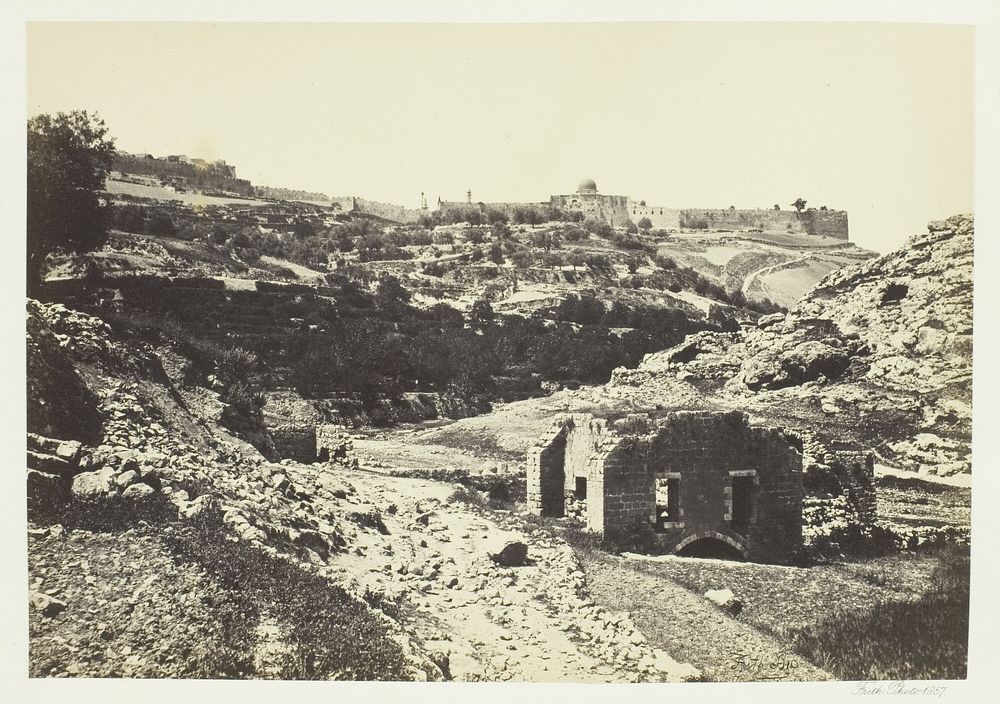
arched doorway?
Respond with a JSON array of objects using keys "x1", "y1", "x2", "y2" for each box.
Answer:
[{"x1": 673, "y1": 532, "x2": 748, "y2": 561}]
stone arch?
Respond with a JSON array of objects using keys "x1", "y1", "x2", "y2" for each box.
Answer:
[{"x1": 672, "y1": 531, "x2": 748, "y2": 560}]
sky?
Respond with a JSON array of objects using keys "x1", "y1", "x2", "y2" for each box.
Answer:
[{"x1": 26, "y1": 22, "x2": 974, "y2": 253}]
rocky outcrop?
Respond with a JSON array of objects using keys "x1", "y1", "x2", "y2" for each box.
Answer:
[{"x1": 607, "y1": 215, "x2": 973, "y2": 479}]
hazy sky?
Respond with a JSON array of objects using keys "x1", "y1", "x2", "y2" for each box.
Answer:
[{"x1": 26, "y1": 22, "x2": 973, "y2": 253}]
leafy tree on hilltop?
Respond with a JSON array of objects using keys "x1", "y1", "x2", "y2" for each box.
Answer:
[
  {"x1": 791, "y1": 198, "x2": 807, "y2": 212},
  {"x1": 27, "y1": 111, "x2": 116, "y2": 296}
]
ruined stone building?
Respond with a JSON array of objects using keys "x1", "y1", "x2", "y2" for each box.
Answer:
[{"x1": 528, "y1": 411, "x2": 804, "y2": 564}]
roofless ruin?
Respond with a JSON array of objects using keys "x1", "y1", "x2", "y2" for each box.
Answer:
[{"x1": 528, "y1": 411, "x2": 805, "y2": 564}]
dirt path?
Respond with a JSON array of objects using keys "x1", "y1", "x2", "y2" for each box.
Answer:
[
  {"x1": 581, "y1": 553, "x2": 831, "y2": 682},
  {"x1": 288, "y1": 466, "x2": 698, "y2": 682},
  {"x1": 742, "y1": 254, "x2": 812, "y2": 295}
]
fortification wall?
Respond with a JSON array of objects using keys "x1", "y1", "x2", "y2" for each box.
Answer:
[
  {"x1": 435, "y1": 191, "x2": 848, "y2": 238},
  {"x1": 627, "y1": 203, "x2": 682, "y2": 229},
  {"x1": 676, "y1": 208, "x2": 848, "y2": 238},
  {"x1": 550, "y1": 194, "x2": 632, "y2": 228},
  {"x1": 112, "y1": 155, "x2": 253, "y2": 197},
  {"x1": 437, "y1": 200, "x2": 551, "y2": 220},
  {"x1": 332, "y1": 196, "x2": 427, "y2": 223}
]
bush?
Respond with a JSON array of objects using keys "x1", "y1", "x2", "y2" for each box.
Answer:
[
  {"x1": 147, "y1": 211, "x2": 178, "y2": 237},
  {"x1": 216, "y1": 347, "x2": 268, "y2": 447},
  {"x1": 448, "y1": 485, "x2": 489, "y2": 510}
]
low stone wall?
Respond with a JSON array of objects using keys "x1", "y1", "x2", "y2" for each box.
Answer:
[{"x1": 269, "y1": 424, "x2": 317, "y2": 463}]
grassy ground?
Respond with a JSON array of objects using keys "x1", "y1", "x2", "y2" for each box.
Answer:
[
  {"x1": 583, "y1": 539, "x2": 968, "y2": 681},
  {"x1": 790, "y1": 545, "x2": 969, "y2": 680}
]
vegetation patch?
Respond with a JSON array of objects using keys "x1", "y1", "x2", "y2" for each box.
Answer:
[
  {"x1": 790, "y1": 544, "x2": 969, "y2": 680},
  {"x1": 163, "y1": 516, "x2": 409, "y2": 680}
]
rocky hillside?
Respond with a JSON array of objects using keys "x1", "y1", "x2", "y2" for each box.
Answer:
[{"x1": 609, "y1": 214, "x2": 973, "y2": 478}]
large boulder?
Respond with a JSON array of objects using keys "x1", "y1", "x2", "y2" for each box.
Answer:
[
  {"x1": 486, "y1": 533, "x2": 529, "y2": 567},
  {"x1": 121, "y1": 482, "x2": 156, "y2": 502},
  {"x1": 70, "y1": 468, "x2": 117, "y2": 502},
  {"x1": 704, "y1": 588, "x2": 743, "y2": 615},
  {"x1": 30, "y1": 590, "x2": 67, "y2": 618}
]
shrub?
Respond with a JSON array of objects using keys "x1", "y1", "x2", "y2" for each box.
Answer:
[
  {"x1": 147, "y1": 211, "x2": 178, "y2": 237},
  {"x1": 448, "y1": 485, "x2": 489, "y2": 510},
  {"x1": 215, "y1": 347, "x2": 268, "y2": 448}
]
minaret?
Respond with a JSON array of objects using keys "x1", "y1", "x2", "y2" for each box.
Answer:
[
  {"x1": 421, "y1": 192, "x2": 428, "y2": 210},
  {"x1": 466, "y1": 189, "x2": 472, "y2": 204}
]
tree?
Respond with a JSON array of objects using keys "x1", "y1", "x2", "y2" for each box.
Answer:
[
  {"x1": 791, "y1": 198, "x2": 807, "y2": 212},
  {"x1": 374, "y1": 274, "x2": 411, "y2": 314},
  {"x1": 27, "y1": 111, "x2": 116, "y2": 295},
  {"x1": 488, "y1": 241, "x2": 504, "y2": 264},
  {"x1": 470, "y1": 298, "x2": 495, "y2": 325},
  {"x1": 293, "y1": 220, "x2": 316, "y2": 239},
  {"x1": 637, "y1": 217, "x2": 653, "y2": 230},
  {"x1": 773, "y1": 204, "x2": 781, "y2": 211}
]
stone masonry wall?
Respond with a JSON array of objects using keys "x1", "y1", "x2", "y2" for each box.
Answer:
[
  {"x1": 677, "y1": 209, "x2": 848, "y2": 239},
  {"x1": 830, "y1": 451, "x2": 877, "y2": 526},
  {"x1": 526, "y1": 410, "x2": 804, "y2": 563},
  {"x1": 331, "y1": 196, "x2": 427, "y2": 224},
  {"x1": 269, "y1": 424, "x2": 317, "y2": 463},
  {"x1": 527, "y1": 422, "x2": 569, "y2": 517},
  {"x1": 561, "y1": 415, "x2": 610, "y2": 498}
]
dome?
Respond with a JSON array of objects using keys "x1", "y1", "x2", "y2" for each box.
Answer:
[{"x1": 577, "y1": 178, "x2": 598, "y2": 194}]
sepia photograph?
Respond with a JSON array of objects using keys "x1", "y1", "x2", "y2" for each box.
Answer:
[{"x1": 6, "y1": 2, "x2": 999, "y2": 700}]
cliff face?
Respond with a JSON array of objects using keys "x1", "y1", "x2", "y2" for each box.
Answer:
[{"x1": 608, "y1": 214, "x2": 973, "y2": 477}]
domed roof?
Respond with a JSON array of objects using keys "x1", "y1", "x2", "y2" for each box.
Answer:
[{"x1": 577, "y1": 178, "x2": 598, "y2": 193}]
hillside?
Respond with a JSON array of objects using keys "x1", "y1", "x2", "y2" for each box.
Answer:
[{"x1": 611, "y1": 214, "x2": 973, "y2": 478}]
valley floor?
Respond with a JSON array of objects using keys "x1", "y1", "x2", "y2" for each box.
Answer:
[{"x1": 29, "y1": 427, "x2": 970, "y2": 682}]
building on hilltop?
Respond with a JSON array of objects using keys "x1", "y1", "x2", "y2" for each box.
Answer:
[
  {"x1": 547, "y1": 179, "x2": 632, "y2": 227},
  {"x1": 527, "y1": 411, "x2": 805, "y2": 564}
]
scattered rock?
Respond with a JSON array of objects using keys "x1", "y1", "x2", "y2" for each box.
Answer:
[
  {"x1": 114, "y1": 470, "x2": 139, "y2": 489},
  {"x1": 122, "y1": 483, "x2": 156, "y2": 501},
  {"x1": 30, "y1": 590, "x2": 67, "y2": 618}
]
